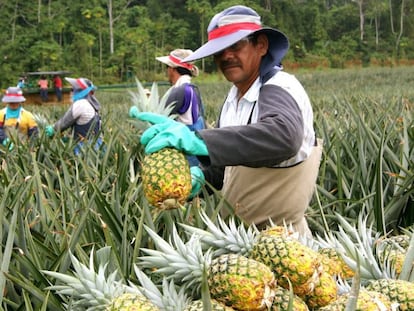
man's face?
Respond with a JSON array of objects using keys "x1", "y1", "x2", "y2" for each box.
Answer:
[
  {"x1": 8, "y1": 102, "x2": 21, "y2": 110},
  {"x1": 214, "y1": 34, "x2": 268, "y2": 89},
  {"x1": 166, "y1": 66, "x2": 174, "y2": 84}
]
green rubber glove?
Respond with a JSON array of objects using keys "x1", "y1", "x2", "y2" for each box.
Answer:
[
  {"x1": 129, "y1": 106, "x2": 140, "y2": 119},
  {"x1": 189, "y1": 166, "x2": 205, "y2": 199},
  {"x1": 45, "y1": 125, "x2": 55, "y2": 137},
  {"x1": 137, "y1": 112, "x2": 209, "y2": 156},
  {"x1": 2, "y1": 138, "x2": 14, "y2": 151}
]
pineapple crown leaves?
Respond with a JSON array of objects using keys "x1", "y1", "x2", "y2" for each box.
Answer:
[
  {"x1": 333, "y1": 213, "x2": 389, "y2": 280},
  {"x1": 179, "y1": 210, "x2": 259, "y2": 257},
  {"x1": 139, "y1": 224, "x2": 211, "y2": 294},
  {"x1": 43, "y1": 247, "x2": 138, "y2": 310},
  {"x1": 132, "y1": 266, "x2": 190, "y2": 311},
  {"x1": 32, "y1": 112, "x2": 50, "y2": 129},
  {"x1": 399, "y1": 233, "x2": 414, "y2": 281},
  {"x1": 129, "y1": 78, "x2": 177, "y2": 123}
]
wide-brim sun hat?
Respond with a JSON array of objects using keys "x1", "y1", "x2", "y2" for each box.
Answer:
[
  {"x1": 183, "y1": 5, "x2": 289, "y2": 66},
  {"x1": 2, "y1": 87, "x2": 26, "y2": 103},
  {"x1": 65, "y1": 77, "x2": 96, "y2": 92},
  {"x1": 156, "y1": 49, "x2": 199, "y2": 77}
]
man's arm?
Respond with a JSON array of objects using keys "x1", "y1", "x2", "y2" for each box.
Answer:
[{"x1": 199, "y1": 85, "x2": 304, "y2": 167}]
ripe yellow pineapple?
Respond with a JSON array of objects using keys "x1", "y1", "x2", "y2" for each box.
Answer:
[
  {"x1": 260, "y1": 224, "x2": 298, "y2": 238},
  {"x1": 318, "y1": 289, "x2": 394, "y2": 311},
  {"x1": 249, "y1": 234, "x2": 323, "y2": 293},
  {"x1": 375, "y1": 235, "x2": 410, "y2": 277},
  {"x1": 318, "y1": 247, "x2": 355, "y2": 279},
  {"x1": 304, "y1": 271, "x2": 338, "y2": 309},
  {"x1": 184, "y1": 299, "x2": 236, "y2": 310},
  {"x1": 271, "y1": 286, "x2": 309, "y2": 311},
  {"x1": 129, "y1": 80, "x2": 192, "y2": 209},
  {"x1": 141, "y1": 147, "x2": 191, "y2": 209},
  {"x1": 139, "y1": 225, "x2": 276, "y2": 310},
  {"x1": 208, "y1": 253, "x2": 276, "y2": 310},
  {"x1": 365, "y1": 279, "x2": 414, "y2": 310},
  {"x1": 106, "y1": 293, "x2": 160, "y2": 310}
]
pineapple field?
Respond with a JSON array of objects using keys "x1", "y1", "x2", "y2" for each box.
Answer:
[{"x1": 0, "y1": 66, "x2": 414, "y2": 310}]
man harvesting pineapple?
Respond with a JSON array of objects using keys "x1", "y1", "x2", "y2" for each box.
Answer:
[
  {"x1": 154, "y1": 48, "x2": 206, "y2": 167},
  {"x1": 131, "y1": 5, "x2": 322, "y2": 237},
  {"x1": 45, "y1": 77, "x2": 103, "y2": 155}
]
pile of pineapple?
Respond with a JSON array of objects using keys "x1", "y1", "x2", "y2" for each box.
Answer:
[{"x1": 43, "y1": 209, "x2": 414, "y2": 311}]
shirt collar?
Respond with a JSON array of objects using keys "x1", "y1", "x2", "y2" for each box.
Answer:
[
  {"x1": 174, "y1": 75, "x2": 192, "y2": 87},
  {"x1": 227, "y1": 77, "x2": 261, "y2": 104}
]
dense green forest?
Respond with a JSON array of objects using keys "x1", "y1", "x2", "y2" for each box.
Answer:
[{"x1": 1, "y1": 0, "x2": 414, "y2": 87}]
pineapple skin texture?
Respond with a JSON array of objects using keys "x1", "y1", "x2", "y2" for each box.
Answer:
[
  {"x1": 304, "y1": 271, "x2": 338, "y2": 309},
  {"x1": 184, "y1": 299, "x2": 236, "y2": 310},
  {"x1": 376, "y1": 235, "x2": 409, "y2": 277},
  {"x1": 271, "y1": 286, "x2": 309, "y2": 311},
  {"x1": 249, "y1": 235, "x2": 322, "y2": 290},
  {"x1": 208, "y1": 253, "x2": 276, "y2": 311},
  {"x1": 366, "y1": 279, "x2": 414, "y2": 310},
  {"x1": 318, "y1": 248, "x2": 355, "y2": 279},
  {"x1": 141, "y1": 148, "x2": 191, "y2": 209},
  {"x1": 318, "y1": 289, "x2": 393, "y2": 311},
  {"x1": 106, "y1": 293, "x2": 160, "y2": 311}
]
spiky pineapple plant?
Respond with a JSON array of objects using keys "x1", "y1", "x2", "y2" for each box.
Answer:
[
  {"x1": 129, "y1": 79, "x2": 192, "y2": 209},
  {"x1": 139, "y1": 225, "x2": 276, "y2": 310},
  {"x1": 42, "y1": 247, "x2": 156, "y2": 310},
  {"x1": 42, "y1": 246, "x2": 188, "y2": 310}
]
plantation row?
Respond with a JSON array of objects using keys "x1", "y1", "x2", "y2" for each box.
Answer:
[{"x1": 0, "y1": 66, "x2": 413, "y2": 309}]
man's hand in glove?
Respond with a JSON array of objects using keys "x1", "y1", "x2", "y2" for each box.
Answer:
[
  {"x1": 189, "y1": 166, "x2": 205, "y2": 198},
  {"x1": 45, "y1": 125, "x2": 55, "y2": 137},
  {"x1": 2, "y1": 138, "x2": 14, "y2": 151},
  {"x1": 129, "y1": 106, "x2": 140, "y2": 119},
  {"x1": 136, "y1": 112, "x2": 208, "y2": 156}
]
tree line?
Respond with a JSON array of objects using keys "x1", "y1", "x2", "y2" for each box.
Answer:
[{"x1": 0, "y1": 0, "x2": 413, "y2": 87}]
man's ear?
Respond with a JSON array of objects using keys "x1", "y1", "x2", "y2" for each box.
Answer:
[{"x1": 256, "y1": 34, "x2": 269, "y2": 57}]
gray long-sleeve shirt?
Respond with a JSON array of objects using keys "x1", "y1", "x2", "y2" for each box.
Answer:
[{"x1": 198, "y1": 71, "x2": 315, "y2": 190}]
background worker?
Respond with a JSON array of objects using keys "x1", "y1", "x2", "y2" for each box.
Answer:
[
  {"x1": 53, "y1": 75, "x2": 63, "y2": 102},
  {"x1": 156, "y1": 49, "x2": 205, "y2": 131},
  {"x1": 45, "y1": 77, "x2": 103, "y2": 155},
  {"x1": 17, "y1": 76, "x2": 27, "y2": 89},
  {"x1": 0, "y1": 87, "x2": 39, "y2": 150},
  {"x1": 38, "y1": 75, "x2": 48, "y2": 103},
  {"x1": 131, "y1": 48, "x2": 206, "y2": 167},
  {"x1": 132, "y1": 5, "x2": 322, "y2": 237}
]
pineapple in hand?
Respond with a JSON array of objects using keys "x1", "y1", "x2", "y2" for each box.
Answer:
[{"x1": 129, "y1": 80, "x2": 194, "y2": 210}]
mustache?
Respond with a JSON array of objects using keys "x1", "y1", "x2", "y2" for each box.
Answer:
[{"x1": 219, "y1": 60, "x2": 240, "y2": 69}]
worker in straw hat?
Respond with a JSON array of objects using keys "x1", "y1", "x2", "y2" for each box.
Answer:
[
  {"x1": 131, "y1": 5, "x2": 322, "y2": 236},
  {"x1": 0, "y1": 87, "x2": 39, "y2": 150},
  {"x1": 130, "y1": 48, "x2": 206, "y2": 167},
  {"x1": 45, "y1": 77, "x2": 103, "y2": 155}
]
